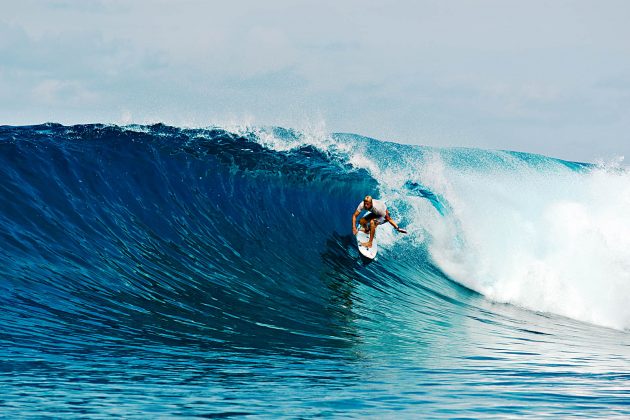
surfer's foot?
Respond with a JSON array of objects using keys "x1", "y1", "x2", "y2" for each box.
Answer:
[{"x1": 361, "y1": 241, "x2": 373, "y2": 248}]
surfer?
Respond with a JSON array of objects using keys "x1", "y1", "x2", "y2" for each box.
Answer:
[{"x1": 352, "y1": 195, "x2": 406, "y2": 248}]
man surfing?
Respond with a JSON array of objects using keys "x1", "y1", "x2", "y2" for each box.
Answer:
[{"x1": 352, "y1": 195, "x2": 407, "y2": 248}]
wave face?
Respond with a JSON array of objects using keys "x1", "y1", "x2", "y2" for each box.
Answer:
[{"x1": 1, "y1": 123, "x2": 629, "y2": 418}]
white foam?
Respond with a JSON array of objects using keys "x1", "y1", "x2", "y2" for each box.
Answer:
[{"x1": 422, "y1": 154, "x2": 630, "y2": 331}]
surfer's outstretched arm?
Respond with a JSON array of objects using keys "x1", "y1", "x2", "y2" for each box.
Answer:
[{"x1": 385, "y1": 211, "x2": 407, "y2": 234}]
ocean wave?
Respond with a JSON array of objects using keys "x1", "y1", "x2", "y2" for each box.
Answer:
[{"x1": 1, "y1": 123, "x2": 628, "y2": 417}]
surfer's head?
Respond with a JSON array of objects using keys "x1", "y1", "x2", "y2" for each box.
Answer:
[{"x1": 363, "y1": 195, "x2": 373, "y2": 209}]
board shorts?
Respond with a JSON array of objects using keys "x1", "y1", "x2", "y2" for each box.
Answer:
[{"x1": 364, "y1": 212, "x2": 386, "y2": 225}]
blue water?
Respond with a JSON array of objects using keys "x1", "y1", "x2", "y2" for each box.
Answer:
[{"x1": 1, "y1": 123, "x2": 628, "y2": 417}]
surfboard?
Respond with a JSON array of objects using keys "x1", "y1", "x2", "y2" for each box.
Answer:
[{"x1": 356, "y1": 229, "x2": 378, "y2": 259}]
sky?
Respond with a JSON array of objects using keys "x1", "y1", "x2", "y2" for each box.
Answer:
[{"x1": 1, "y1": 0, "x2": 630, "y2": 163}]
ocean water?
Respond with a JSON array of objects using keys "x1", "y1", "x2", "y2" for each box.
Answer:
[{"x1": 0, "y1": 123, "x2": 628, "y2": 418}]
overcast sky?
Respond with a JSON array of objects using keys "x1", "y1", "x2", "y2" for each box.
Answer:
[{"x1": 1, "y1": 0, "x2": 629, "y2": 162}]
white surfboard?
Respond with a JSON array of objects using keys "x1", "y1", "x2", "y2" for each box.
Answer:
[{"x1": 356, "y1": 229, "x2": 378, "y2": 259}]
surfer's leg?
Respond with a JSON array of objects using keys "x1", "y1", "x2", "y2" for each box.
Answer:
[
  {"x1": 358, "y1": 217, "x2": 365, "y2": 232},
  {"x1": 358, "y1": 216, "x2": 370, "y2": 233},
  {"x1": 361, "y1": 218, "x2": 378, "y2": 248},
  {"x1": 364, "y1": 216, "x2": 385, "y2": 248},
  {"x1": 368, "y1": 218, "x2": 377, "y2": 245}
]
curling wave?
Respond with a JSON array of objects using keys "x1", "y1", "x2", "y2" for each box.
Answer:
[{"x1": 1, "y1": 123, "x2": 628, "y2": 418}]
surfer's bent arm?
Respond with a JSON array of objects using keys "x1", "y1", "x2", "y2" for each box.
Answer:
[{"x1": 352, "y1": 209, "x2": 361, "y2": 235}]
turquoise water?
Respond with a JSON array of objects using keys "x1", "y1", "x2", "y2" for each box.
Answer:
[{"x1": 0, "y1": 124, "x2": 628, "y2": 417}]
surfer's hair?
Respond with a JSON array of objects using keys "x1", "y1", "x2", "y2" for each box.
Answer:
[{"x1": 364, "y1": 195, "x2": 372, "y2": 202}]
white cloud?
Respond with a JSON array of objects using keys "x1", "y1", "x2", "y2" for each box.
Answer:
[{"x1": 31, "y1": 79, "x2": 100, "y2": 106}]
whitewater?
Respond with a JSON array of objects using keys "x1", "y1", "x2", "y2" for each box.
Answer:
[{"x1": 0, "y1": 123, "x2": 628, "y2": 417}]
